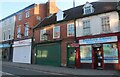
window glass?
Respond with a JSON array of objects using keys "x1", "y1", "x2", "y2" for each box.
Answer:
[
  {"x1": 40, "y1": 29, "x2": 46, "y2": 40},
  {"x1": 67, "y1": 23, "x2": 74, "y2": 37},
  {"x1": 103, "y1": 43, "x2": 118, "y2": 63},
  {"x1": 25, "y1": 11, "x2": 30, "y2": 18},
  {"x1": 24, "y1": 24, "x2": 29, "y2": 36},
  {"x1": 80, "y1": 45, "x2": 92, "y2": 63},
  {"x1": 17, "y1": 26, "x2": 21, "y2": 38},
  {"x1": 53, "y1": 26, "x2": 60, "y2": 39},
  {"x1": 83, "y1": 20, "x2": 91, "y2": 35}
]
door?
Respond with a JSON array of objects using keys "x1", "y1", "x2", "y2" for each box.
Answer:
[
  {"x1": 93, "y1": 46, "x2": 103, "y2": 69},
  {"x1": 67, "y1": 47, "x2": 75, "y2": 67}
]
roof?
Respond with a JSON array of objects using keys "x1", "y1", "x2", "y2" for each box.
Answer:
[{"x1": 34, "y1": 2, "x2": 118, "y2": 29}]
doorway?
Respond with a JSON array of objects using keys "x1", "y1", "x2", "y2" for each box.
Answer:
[{"x1": 93, "y1": 45, "x2": 103, "y2": 69}]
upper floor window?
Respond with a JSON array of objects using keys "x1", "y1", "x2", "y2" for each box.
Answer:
[
  {"x1": 53, "y1": 26, "x2": 60, "y2": 39},
  {"x1": 40, "y1": 29, "x2": 46, "y2": 41},
  {"x1": 3, "y1": 31, "x2": 5, "y2": 40},
  {"x1": 25, "y1": 11, "x2": 30, "y2": 18},
  {"x1": 8, "y1": 29, "x2": 11, "y2": 39},
  {"x1": 83, "y1": 2, "x2": 94, "y2": 15},
  {"x1": 17, "y1": 26, "x2": 21, "y2": 38},
  {"x1": 18, "y1": 14, "x2": 22, "y2": 21},
  {"x1": 101, "y1": 17, "x2": 110, "y2": 32},
  {"x1": 24, "y1": 24, "x2": 29, "y2": 36},
  {"x1": 83, "y1": 20, "x2": 91, "y2": 36},
  {"x1": 67, "y1": 23, "x2": 74, "y2": 37}
]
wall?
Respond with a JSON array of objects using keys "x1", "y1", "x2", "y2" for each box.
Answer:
[
  {"x1": 0, "y1": 21, "x2": 2, "y2": 42},
  {"x1": 76, "y1": 11, "x2": 119, "y2": 37},
  {"x1": 2, "y1": 16, "x2": 15, "y2": 41}
]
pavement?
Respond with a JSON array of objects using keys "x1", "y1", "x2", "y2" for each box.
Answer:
[{"x1": 2, "y1": 61, "x2": 120, "y2": 76}]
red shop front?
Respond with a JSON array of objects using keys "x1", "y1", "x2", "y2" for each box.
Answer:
[{"x1": 75, "y1": 33, "x2": 120, "y2": 70}]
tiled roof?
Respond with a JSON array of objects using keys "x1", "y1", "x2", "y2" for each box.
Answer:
[{"x1": 34, "y1": 2, "x2": 118, "y2": 29}]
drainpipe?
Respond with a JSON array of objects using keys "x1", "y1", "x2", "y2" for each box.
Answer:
[{"x1": 73, "y1": 0, "x2": 80, "y2": 68}]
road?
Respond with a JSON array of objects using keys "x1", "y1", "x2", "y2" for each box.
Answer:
[{"x1": 2, "y1": 65, "x2": 64, "y2": 77}]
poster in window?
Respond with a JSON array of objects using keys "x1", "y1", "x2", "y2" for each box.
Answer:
[
  {"x1": 80, "y1": 45, "x2": 92, "y2": 63},
  {"x1": 103, "y1": 43, "x2": 118, "y2": 63}
]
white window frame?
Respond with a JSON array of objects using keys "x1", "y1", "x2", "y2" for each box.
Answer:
[
  {"x1": 17, "y1": 26, "x2": 21, "y2": 38},
  {"x1": 18, "y1": 13, "x2": 22, "y2": 21},
  {"x1": 24, "y1": 24, "x2": 29, "y2": 36},
  {"x1": 25, "y1": 11, "x2": 30, "y2": 18},
  {"x1": 83, "y1": 20, "x2": 91, "y2": 36},
  {"x1": 40, "y1": 29, "x2": 46, "y2": 41},
  {"x1": 53, "y1": 26, "x2": 60, "y2": 39},
  {"x1": 83, "y1": 3, "x2": 94, "y2": 15},
  {"x1": 67, "y1": 23, "x2": 74, "y2": 37},
  {"x1": 101, "y1": 16, "x2": 111, "y2": 32}
]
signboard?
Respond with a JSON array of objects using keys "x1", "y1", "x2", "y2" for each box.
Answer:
[
  {"x1": 79, "y1": 36, "x2": 117, "y2": 45},
  {"x1": 68, "y1": 43, "x2": 79, "y2": 47},
  {"x1": 12, "y1": 39, "x2": 32, "y2": 47},
  {"x1": 0, "y1": 44, "x2": 10, "y2": 48}
]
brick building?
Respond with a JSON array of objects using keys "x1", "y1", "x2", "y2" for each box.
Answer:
[{"x1": 12, "y1": 0, "x2": 59, "y2": 64}]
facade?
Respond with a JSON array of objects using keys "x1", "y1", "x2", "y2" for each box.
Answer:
[
  {"x1": 75, "y1": 2, "x2": 120, "y2": 70},
  {"x1": 0, "y1": 15, "x2": 16, "y2": 61},
  {"x1": 33, "y1": 10, "x2": 76, "y2": 67},
  {"x1": 13, "y1": 0, "x2": 59, "y2": 64}
]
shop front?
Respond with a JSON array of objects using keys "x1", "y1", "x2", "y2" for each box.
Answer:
[
  {"x1": 35, "y1": 42, "x2": 61, "y2": 66},
  {"x1": 77, "y1": 34, "x2": 120, "y2": 70},
  {"x1": 12, "y1": 39, "x2": 32, "y2": 64},
  {"x1": 0, "y1": 41, "x2": 13, "y2": 61}
]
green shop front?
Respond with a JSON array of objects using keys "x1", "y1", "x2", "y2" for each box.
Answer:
[{"x1": 35, "y1": 41, "x2": 61, "y2": 66}]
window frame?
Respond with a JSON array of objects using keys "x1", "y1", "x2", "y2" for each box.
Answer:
[
  {"x1": 67, "y1": 23, "x2": 74, "y2": 37},
  {"x1": 24, "y1": 24, "x2": 29, "y2": 36},
  {"x1": 53, "y1": 26, "x2": 60, "y2": 39},
  {"x1": 82, "y1": 20, "x2": 91, "y2": 36},
  {"x1": 18, "y1": 13, "x2": 22, "y2": 21},
  {"x1": 101, "y1": 16, "x2": 111, "y2": 32},
  {"x1": 25, "y1": 11, "x2": 30, "y2": 18},
  {"x1": 40, "y1": 29, "x2": 46, "y2": 41},
  {"x1": 17, "y1": 26, "x2": 21, "y2": 38}
]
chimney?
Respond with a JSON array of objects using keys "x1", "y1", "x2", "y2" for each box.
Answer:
[{"x1": 46, "y1": 0, "x2": 59, "y2": 16}]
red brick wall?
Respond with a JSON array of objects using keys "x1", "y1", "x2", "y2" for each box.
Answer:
[{"x1": 34, "y1": 21, "x2": 75, "y2": 66}]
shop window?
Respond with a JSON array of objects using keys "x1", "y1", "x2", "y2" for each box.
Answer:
[
  {"x1": 17, "y1": 26, "x2": 21, "y2": 38},
  {"x1": 83, "y1": 20, "x2": 91, "y2": 36},
  {"x1": 101, "y1": 17, "x2": 111, "y2": 32},
  {"x1": 67, "y1": 23, "x2": 74, "y2": 37},
  {"x1": 83, "y1": 2, "x2": 94, "y2": 15},
  {"x1": 80, "y1": 45, "x2": 92, "y2": 63},
  {"x1": 25, "y1": 11, "x2": 30, "y2": 18},
  {"x1": 103, "y1": 43, "x2": 118, "y2": 63},
  {"x1": 40, "y1": 29, "x2": 46, "y2": 41},
  {"x1": 24, "y1": 24, "x2": 29, "y2": 36},
  {"x1": 53, "y1": 26, "x2": 60, "y2": 39}
]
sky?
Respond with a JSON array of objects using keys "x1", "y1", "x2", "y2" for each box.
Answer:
[{"x1": 0, "y1": 0, "x2": 116, "y2": 20}]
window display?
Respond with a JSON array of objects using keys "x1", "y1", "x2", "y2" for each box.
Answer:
[
  {"x1": 80, "y1": 45, "x2": 92, "y2": 63},
  {"x1": 103, "y1": 43, "x2": 118, "y2": 63}
]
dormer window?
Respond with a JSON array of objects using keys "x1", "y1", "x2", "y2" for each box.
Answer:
[
  {"x1": 56, "y1": 10, "x2": 64, "y2": 21},
  {"x1": 83, "y1": 2, "x2": 94, "y2": 15}
]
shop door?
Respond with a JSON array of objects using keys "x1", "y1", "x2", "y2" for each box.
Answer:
[
  {"x1": 93, "y1": 46, "x2": 103, "y2": 69},
  {"x1": 67, "y1": 47, "x2": 75, "y2": 68}
]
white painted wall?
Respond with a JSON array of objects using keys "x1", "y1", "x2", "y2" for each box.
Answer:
[
  {"x1": 76, "y1": 11, "x2": 119, "y2": 37},
  {"x1": 2, "y1": 16, "x2": 16, "y2": 41},
  {"x1": 0, "y1": 21, "x2": 2, "y2": 42}
]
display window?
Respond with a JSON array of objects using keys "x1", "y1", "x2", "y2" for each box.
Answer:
[
  {"x1": 103, "y1": 43, "x2": 118, "y2": 63},
  {"x1": 80, "y1": 45, "x2": 92, "y2": 63}
]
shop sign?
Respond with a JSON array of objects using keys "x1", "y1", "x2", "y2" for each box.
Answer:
[
  {"x1": 0, "y1": 44, "x2": 10, "y2": 48},
  {"x1": 79, "y1": 36, "x2": 117, "y2": 45},
  {"x1": 13, "y1": 39, "x2": 32, "y2": 47}
]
